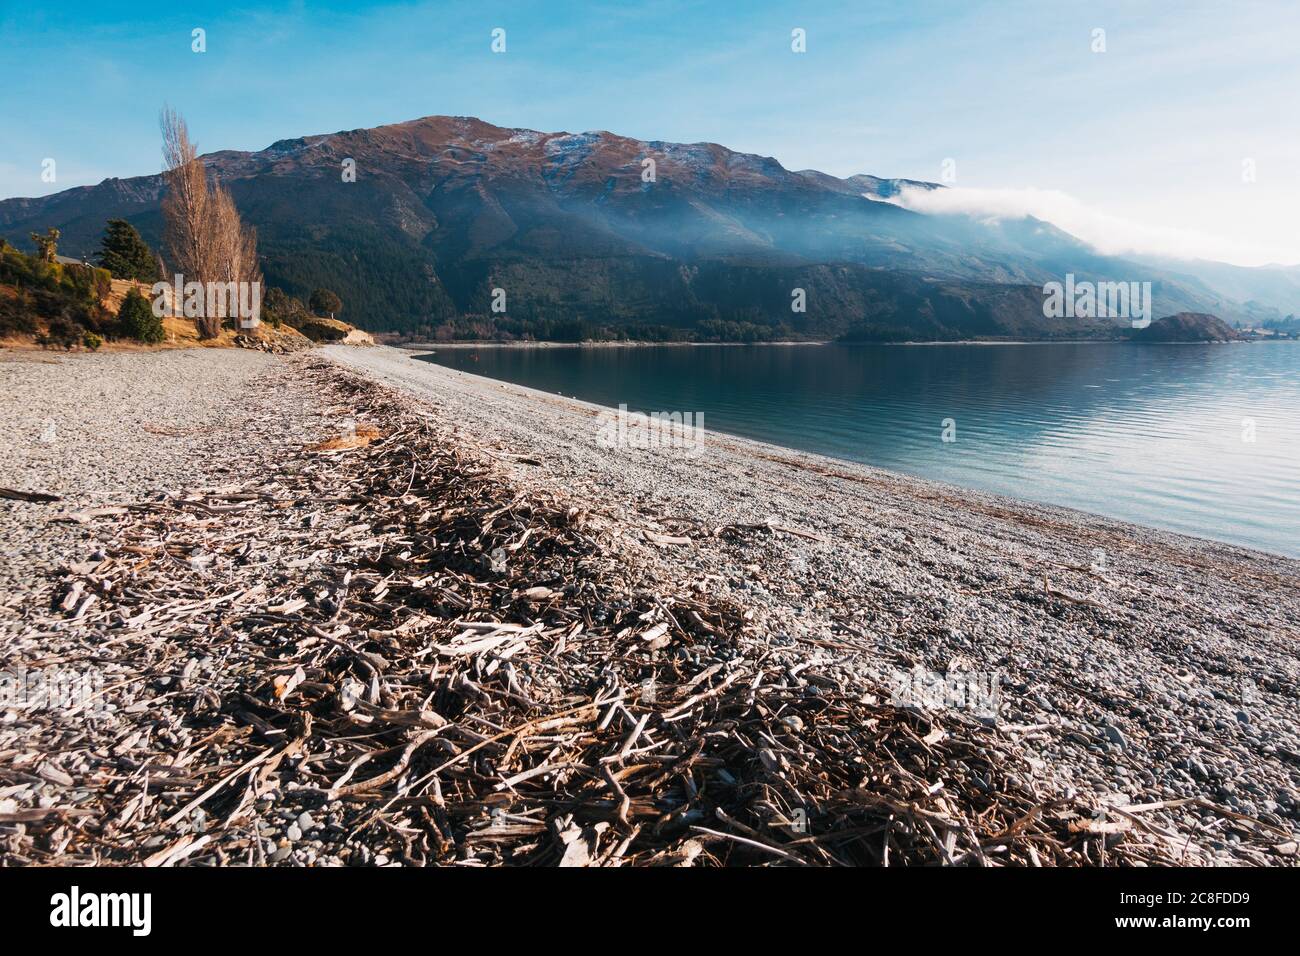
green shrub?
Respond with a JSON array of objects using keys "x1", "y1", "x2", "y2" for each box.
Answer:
[
  {"x1": 309, "y1": 288, "x2": 342, "y2": 318},
  {"x1": 0, "y1": 289, "x2": 37, "y2": 337},
  {"x1": 0, "y1": 244, "x2": 45, "y2": 289},
  {"x1": 59, "y1": 262, "x2": 112, "y2": 307},
  {"x1": 82, "y1": 331, "x2": 103, "y2": 351},
  {"x1": 38, "y1": 316, "x2": 81, "y2": 349},
  {"x1": 1, "y1": 244, "x2": 114, "y2": 342},
  {"x1": 264, "y1": 286, "x2": 310, "y2": 328},
  {"x1": 117, "y1": 288, "x2": 165, "y2": 344}
]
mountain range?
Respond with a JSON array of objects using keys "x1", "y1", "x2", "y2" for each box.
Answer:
[{"x1": 2, "y1": 115, "x2": 1294, "y2": 340}]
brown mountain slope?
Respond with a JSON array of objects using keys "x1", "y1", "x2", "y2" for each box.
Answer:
[{"x1": 0, "y1": 116, "x2": 1239, "y2": 339}]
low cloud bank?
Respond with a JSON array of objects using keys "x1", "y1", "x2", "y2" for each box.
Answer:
[{"x1": 886, "y1": 185, "x2": 1298, "y2": 269}]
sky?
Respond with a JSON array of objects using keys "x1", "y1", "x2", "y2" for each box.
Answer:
[{"x1": 3, "y1": 0, "x2": 1298, "y2": 266}]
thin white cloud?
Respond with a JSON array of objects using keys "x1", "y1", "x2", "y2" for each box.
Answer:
[{"x1": 887, "y1": 184, "x2": 1300, "y2": 268}]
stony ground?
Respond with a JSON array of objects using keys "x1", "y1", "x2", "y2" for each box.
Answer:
[
  {"x1": 328, "y1": 345, "x2": 1300, "y2": 855},
  {"x1": 0, "y1": 344, "x2": 1296, "y2": 865},
  {"x1": 0, "y1": 349, "x2": 334, "y2": 862},
  {"x1": 0, "y1": 349, "x2": 327, "y2": 596}
]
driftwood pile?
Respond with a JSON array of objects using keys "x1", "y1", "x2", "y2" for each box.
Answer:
[{"x1": 2, "y1": 358, "x2": 1278, "y2": 865}]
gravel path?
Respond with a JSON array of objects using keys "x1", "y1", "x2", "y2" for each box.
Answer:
[{"x1": 326, "y1": 345, "x2": 1300, "y2": 850}]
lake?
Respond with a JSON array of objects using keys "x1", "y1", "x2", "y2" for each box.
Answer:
[{"x1": 415, "y1": 342, "x2": 1300, "y2": 557}]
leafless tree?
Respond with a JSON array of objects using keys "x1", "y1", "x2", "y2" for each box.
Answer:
[
  {"x1": 159, "y1": 106, "x2": 260, "y2": 337},
  {"x1": 159, "y1": 107, "x2": 214, "y2": 335},
  {"x1": 207, "y1": 184, "x2": 261, "y2": 318}
]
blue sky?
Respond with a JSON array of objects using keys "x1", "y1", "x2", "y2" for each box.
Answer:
[{"x1": 3, "y1": 0, "x2": 1298, "y2": 264}]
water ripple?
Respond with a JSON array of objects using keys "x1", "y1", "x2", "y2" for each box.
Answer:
[{"x1": 419, "y1": 342, "x2": 1300, "y2": 557}]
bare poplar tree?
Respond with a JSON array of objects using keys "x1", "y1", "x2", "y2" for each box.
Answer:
[
  {"x1": 208, "y1": 184, "x2": 262, "y2": 320},
  {"x1": 159, "y1": 107, "x2": 217, "y2": 336},
  {"x1": 159, "y1": 106, "x2": 261, "y2": 337}
]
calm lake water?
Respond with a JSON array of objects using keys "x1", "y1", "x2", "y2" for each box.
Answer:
[{"x1": 416, "y1": 342, "x2": 1300, "y2": 557}]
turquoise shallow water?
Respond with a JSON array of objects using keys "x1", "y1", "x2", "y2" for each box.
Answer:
[{"x1": 416, "y1": 342, "x2": 1300, "y2": 557}]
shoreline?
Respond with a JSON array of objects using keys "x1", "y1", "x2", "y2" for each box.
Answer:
[
  {"x1": 392, "y1": 338, "x2": 1099, "y2": 350},
  {"x1": 339, "y1": 346, "x2": 1295, "y2": 565},
  {"x1": 392, "y1": 337, "x2": 1277, "y2": 351},
  {"x1": 391, "y1": 339, "x2": 830, "y2": 350},
  {"x1": 405, "y1": 346, "x2": 1291, "y2": 560},
  {"x1": 2, "y1": 345, "x2": 1296, "y2": 866}
]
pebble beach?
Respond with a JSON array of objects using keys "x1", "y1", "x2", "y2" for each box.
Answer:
[{"x1": 1, "y1": 344, "x2": 1296, "y2": 866}]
